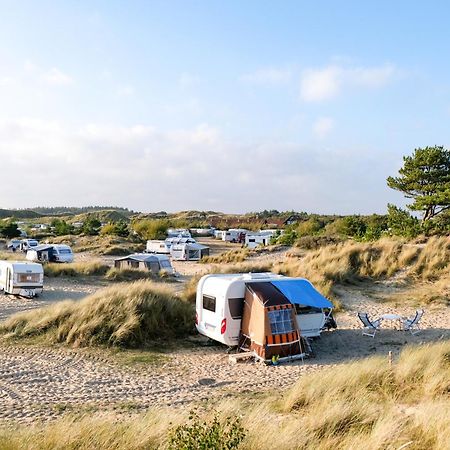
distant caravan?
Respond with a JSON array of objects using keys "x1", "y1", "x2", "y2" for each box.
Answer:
[
  {"x1": 26, "y1": 244, "x2": 74, "y2": 263},
  {"x1": 0, "y1": 261, "x2": 44, "y2": 298}
]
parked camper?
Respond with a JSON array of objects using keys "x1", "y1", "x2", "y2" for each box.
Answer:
[
  {"x1": 51, "y1": 245, "x2": 74, "y2": 263},
  {"x1": 214, "y1": 230, "x2": 226, "y2": 240},
  {"x1": 195, "y1": 273, "x2": 333, "y2": 348},
  {"x1": 245, "y1": 231, "x2": 274, "y2": 249},
  {"x1": 0, "y1": 261, "x2": 44, "y2": 297},
  {"x1": 114, "y1": 253, "x2": 174, "y2": 275},
  {"x1": 20, "y1": 239, "x2": 39, "y2": 252},
  {"x1": 170, "y1": 239, "x2": 210, "y2": 261},
  {"x1": 146, "y1": 240, "x2": 171, "y2": 254},
  {"x1": 190, "y1": 228, "x2": 215, "y2": 237},
  {"x1": 223, "y1": 229, "x2": 247, "y2": 243},
  {"x1": 165, "y1": 236, "x2": 196, "y2": 252},
  {"x1": 26, "y1": 244, "x2": 74, "y2": 263},
  {"x1": 7, "y1": 239, "x2": 21, "y2": 252},
  {"x1": 167, "y1": 228, "x2": 191, "y2": 238}
]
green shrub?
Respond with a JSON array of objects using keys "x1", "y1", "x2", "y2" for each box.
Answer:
[{"x1": 168, "y1": 411, "x2": 246, "y2": 450}]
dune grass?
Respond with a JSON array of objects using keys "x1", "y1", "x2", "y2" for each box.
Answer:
[
  {"x1": 201, "y1": 248, "x2": 250, "y2": 264},
  {"x1": 274, "y1": 236, "x2": 450, "y2": 302},
  {"x1": 0, "y1": 341, "x2": 448, "y2": 449},
  {"x1": 0, "y1": 281, "x2": 194, "y2": 347},
  {"x1": 44, "y1": 261, "x2": 110, "y2": 277}
]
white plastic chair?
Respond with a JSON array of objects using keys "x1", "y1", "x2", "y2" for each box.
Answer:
[
  {"x1": 402, "y1": 309, "x2": 424, "y2": 335},
  {"x1": 357, "y1": 312, "x2": 382, "y2": 338}
]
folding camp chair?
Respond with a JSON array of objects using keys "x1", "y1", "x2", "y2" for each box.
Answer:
[
  {"x1": 402, "y1": 309, "x2": 424, "y2": 335},
  {"x1": 357, "y1": 312, "x2": 382, "y2": 338}
]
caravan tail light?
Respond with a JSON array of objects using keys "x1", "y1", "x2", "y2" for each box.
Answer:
[
  {"x1": 221, "y1": 318, "x2": 227, "y2": 334},
  {"x1": 195, "y1": 312, "x2": 198, "y2": 326}
]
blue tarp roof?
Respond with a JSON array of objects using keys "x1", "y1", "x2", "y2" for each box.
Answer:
[{"x1": 271, "y1": 279, "x2": 333, "y2": 309}]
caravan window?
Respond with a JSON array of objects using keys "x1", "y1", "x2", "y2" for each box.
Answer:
[
  {"x1": 17, "y1": 273, "x2": 40, "y2": 283},
  {"x1": 160, "y1": 260, "x2": 171, "y2": 268},
  {"x1": 228, "y1": 297, "x2": 244, "y2": 319},
  {"x1": 268, "y1": 309, "x2": 295, "y2": 335},
  {"x1": 202, "y1": 295, "x2": 216, "y2": 312}
]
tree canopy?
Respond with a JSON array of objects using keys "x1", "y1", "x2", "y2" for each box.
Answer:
[{"x1": 387, "y1": 146, "x2": 450, "y2": 221}]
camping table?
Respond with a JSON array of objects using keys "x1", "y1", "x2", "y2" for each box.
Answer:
[{"x1": 380, "y1": 313, "x2": 404, "y2": 330}]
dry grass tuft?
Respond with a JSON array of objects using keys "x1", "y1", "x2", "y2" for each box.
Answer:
[
  {"x1": 201, "y1": 248, "x2": 250, "y2": 264},
  {"x1": 0, "y1": 281, "x2": 194, "y2": 347},
  {"x1": 274, "y1": 237, "x2": 449, "y2": 303},
  {"x1": 44, "y1": 261, "x2": 110, "y2": 277}
]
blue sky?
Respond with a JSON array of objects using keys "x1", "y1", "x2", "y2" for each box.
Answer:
[{"x1": 0, "y1": 1, "x2": 449, "y2": 213}]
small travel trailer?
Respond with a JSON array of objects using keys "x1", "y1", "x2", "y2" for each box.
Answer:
[
  {"x1": 245, "y1": 231, "x2": 274, "y2": 249},
  {"x1": 0, "y1": 261, "x2": 44, "y2": 297},
  {"x1": 26, "y1": 244, "x2": 74, "y2": 263},
  {"x1": 223, "y1": 229, "x2": 248, "y2": 243},
  {"x1": 190, "y1": 227, "x2": 215, "y2": 237},
  {"x1": 170, "y1": 239, "x2": 210, "y2": 261},
  {"x1": 114, "y1": 253, "x2": 174, "y2": 275},
  {"x1": 20, "y1": 239, "x2": 39, "y2": 252},
  {"x1": 195, "y1": 273, "x2": 333, "y2": 348},
  {"x1": 146, "y1": 240, "x2": 171, "y2": 254},
  {"x1": 214, "y1": 230, "x2": 226, "y2": 240},
  {"x1": 7, "y1": 239, "x2": 21, "y2": 251},
  {"x1": 167, "y1": 228, "x2": 191, "y2": 238}
]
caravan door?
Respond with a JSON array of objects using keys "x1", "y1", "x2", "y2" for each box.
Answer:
[{"x1": 6, "y1": 267, "x2": 12, "y2": 293}]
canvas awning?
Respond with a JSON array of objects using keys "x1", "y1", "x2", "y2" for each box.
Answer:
[{"x1": 271, "y1": 279, "x2": 333, "y2": 309}]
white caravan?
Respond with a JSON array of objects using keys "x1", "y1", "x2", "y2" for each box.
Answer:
[
  {"x1": 0, "y1": 261, "x2": 44, "y2": 297},
  {"x1": 245, "y1": 231, "x2": 275, "y2": 249},
  {"x1": 223, "y1": 229, "x2": 248, "y2": 243},
  {"x1": 26, "y1": 244, "x2": 74, "y2": 263},
  {"x1": 146, "y1": 240, "x2": 171, "y2": 254},
  {"x1": 167, "y1": 228, "x2": 191, "y2": 238},
  {"x1": 20, "y1": 239, "x2": 39, "y2": 252},
  {"x1": 51, "y1": 244, "x2": 74, "y2": 262},
  {"x1": 195, "y1": 273, "x2": 333, "y2": 346}
]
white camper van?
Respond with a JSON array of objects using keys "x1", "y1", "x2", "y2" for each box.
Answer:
[
  {"x1": 195, "y1": 273, "x2": 333, "y2": 346},
  {"x1": 245, "y1": 231, "x2": 274, "y2": 249},
  {"x1": 50, "y1": 245, "x2": 74, "y2": 263},
  {"x1": 20, "y1": 239, "x2": 39, "y2": 252},
  {"x1": 146, "y1": 240, "x2": 171, "y2": 254},
  {"x1": 0, "y1": 261, "x2": 44, "y2": 297}
]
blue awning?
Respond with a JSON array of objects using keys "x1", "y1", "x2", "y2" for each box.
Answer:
[{"x1": 271, "y1": 279, "x2": 333, "y2": 309}]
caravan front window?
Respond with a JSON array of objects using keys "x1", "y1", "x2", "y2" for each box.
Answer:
[
  {"x1": 268, "y1": 309, "x2": 295, "y2": 335},
  {"x1": 202, "y1": 295, "x2": 216, "y2": 312},
  {"x1": 17, "y1": 273, "x2": 40, "y2": 283}
]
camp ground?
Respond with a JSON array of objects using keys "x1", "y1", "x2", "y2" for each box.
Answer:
[
  {"x1": 114, "y1": 253, "x2": 174, "y2": 275},
  {"x1": 0, "y1": 261, "x2": 44, "y2": 298},
  {"x1": 195, "y1": 273, "x2": 334, "y2": 361}
]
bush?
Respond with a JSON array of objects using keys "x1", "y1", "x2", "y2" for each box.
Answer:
[
  {"x1": 169, "y1": 411, "x2": 246, "y2": 450},
  {"x1": 0, "y1": 281, "x2": 194, "y2": 347},
  {"x1": 44, "y1": 261, "x2": 110, "y2": 277},
  {"x1": 132, "y1": 219, "x2": 170, "y2": 240}
]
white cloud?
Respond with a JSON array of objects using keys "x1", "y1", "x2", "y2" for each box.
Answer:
[
  {"x1": 240, "y1": 68, "x2": 292, "y2": 85},
  {"x1": 313, "y1": 117, "x2": 335, "y2": 139},
  {"x1": 42, "y1": 68, "x2": 73, "y2": 86},
  {"x1": 0, "y1": 118, "x2": 394, "y2": 213},
  {"x1": 300, "y1": 63, "x2": 396, "y2": 102}
]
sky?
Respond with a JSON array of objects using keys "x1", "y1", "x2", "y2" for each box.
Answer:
[{"x1": 1, "y1": 1, "x2": 449, "y2": 214}]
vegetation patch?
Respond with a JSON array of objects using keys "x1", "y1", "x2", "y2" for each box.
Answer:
[
  {"x1": 0, "y1": 281, "x2": 194, "y2": 347},
  {"x1": 44, "y1": 261, "x2": 110, "y2": 277}
]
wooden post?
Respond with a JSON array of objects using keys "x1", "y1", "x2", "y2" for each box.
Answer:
[{"x1": 388, "y1": 351, "x2": 393, "y2": 368}]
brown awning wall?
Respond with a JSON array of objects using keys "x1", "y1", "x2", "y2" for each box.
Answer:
[{"x1": 239, "y1": 282, "x2": 304, "y2": 361}]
